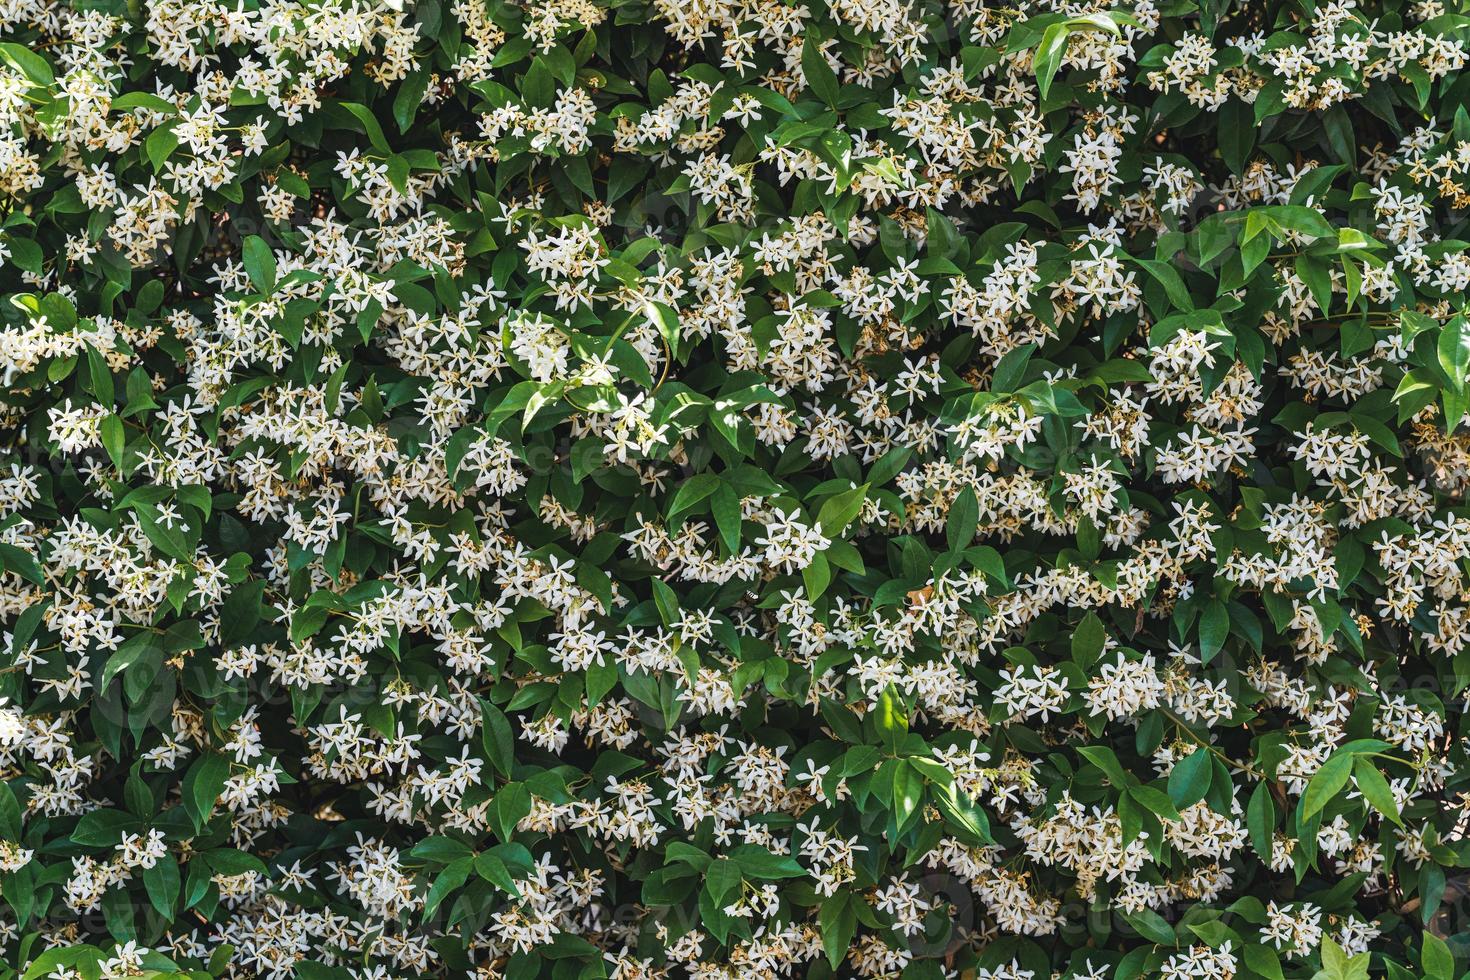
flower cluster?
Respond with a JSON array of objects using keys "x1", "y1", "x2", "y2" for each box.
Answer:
[{"x1": 0, "y1": 0, "x2": 1469, "y2": 978}]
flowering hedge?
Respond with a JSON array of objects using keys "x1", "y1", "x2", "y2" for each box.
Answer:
[{"x1": 7, "y1": 0, "x2": 1470, "y2": 977}]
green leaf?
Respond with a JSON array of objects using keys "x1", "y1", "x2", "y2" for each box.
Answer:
[
  {"x1": 111, "y1": 91, "x2": 177, "y2": 113},
  {"x1": 23, "y1": 947, "x2": 102, "y2": 980},
  {"x1": 1422, "y1": 931, "x2": 1455, "y2": 980},
  {"x1": 666, "y1": 841, "x2": 712, "y2": 870},
  {"x1": 423, "y1": 856, "x2": 473, "y2": 918},
  {"x1": 1120, "y1": 908, "x2": 1176, "y2": 947},
  {"x1": 474, "y1": 852, "x2": 521, "y2": 894},
  {"x1": 145, "y1": 122, "x2": 180, "y2": 171},
  {"x1": 991, "y1": 342, "x2": 1036, "y2": 393},
  {"x1": 393, "y1": 70, "x2": 431, "y2": 132},
  {"x1": 143, "y1": 855, "x2": 180, "y2": 919},
  {"x1": 84, "y1": 344, "x2": 114, "y2": 405},
  {"x1": 1269, "y1": 204, "x2": 1336, "y2": 239},
  {"x1": 480, "y1": 700, "x2": 515, "y2": 776},
  {"x1": 100, "y1": 632, "x2": 160, "y2": 688},
  {"x1": 1295, "y1": 255, "x2": 1334, "y2": 314},
  {"x1": 99, "y1": 413, "x2": 126, "y2": 469},
  {"x1": 1134, "y1": 257, "x2": 1194, "y2": 311},
  {"x1": 133, "y1": 501, "x2": 193, "y2": 561},
  {"x1": 946, "y1": 485, "x2": 978, "y2": 551},
  {"x1": 182, "y1": 753, "x2": 231, "y2": 829},
  {"x1": 1302, "y1": 752, "x2": 1354, "y2": 820},
  {"x1": 1199, "y1": 598, "x2": 1229, "y2": 663},
  {"x1": 891, "y1": 759, "x2": 923, "y2": 831},
  {"x1": 802, "y1": 550, "x2": 832, "y2": 600},
  {"x1": 204, "y1": 848, "x2": 268, "y2": 875},
  {"x1": 1071, "y1": 611, "x2": 1106, "y2": 666},
  {"x1": 704, "y1": 856, "x2": 742, "y2": 906},
  {"x1": 1033, "y1": 22, "x2": 1069, "y2": 99},
  {"x1": 336, "y1": 100, "x2": 391, "y2": 154},
  {"x1": 1167, "y1": 748, "x2": 1213, "y2": 811},
  {"x1": 1244, "y1": 942, "x2": 1285, "y2": 980},
  {"x1": 492, "y1": 782, "x2": 531, "y2": 842},
  {"x1": 586, "y1": 657, "x2": 619, "y2": 705},
  {"x1": 712, "y1": 482, "x2": 743, "y2": 553},
  {"x1": 0, "y1": 543, "x2": 43, "y2": 586},
  {"x1": 0, "y1": 42, "x2": 53, "y2": 86},
  {"x1": 1077, "y1": 745, "x2": 1127, "y2": 784},
  {"x1": 876, "y1": 684, "x2": 908, "y2": 748},
  {"x1": 1439, "y1": 315, "x2": 1470, "y2": 392},
  {"x1": 731, "y1": 845, "x2": 807, "y2": 880},
  {"x1": 817, "y1": 483, "x2": 868, "y2": 536},
  {"x1": 1218, "y1": 98, "x2": 1254, "y2": 174},
  {"x1": 801, "y1": 39, "x2": 840, "y2": 106},
  {"x1": 932, "y1": 779, "x2": 993, "y2": 844},
  {"x1": 1317, "y1": 936, "x2": 1370, "y2": 980},
  {"x1": 242, "y1": 236, "x2": 278, "y2": 293},
  {"x1": 1127, "y1": 784, "x2": 1182, "y2": 822},
  {"x1": 410, "y1": 835, "x2": 474, "y2": 863},
  {"x1": 1247, "y1": 780, "x2": 1275, "y2": 859},
  {"x1": 818, "y1": 891, "x2": 856, "y2": 969},
  {"x1": 669, "y1": 472, "x2": 721, "y2": 518},
  {"x1": 72, "y1": 808, "x2": 142, "y2": 845},
  {"x1": 1352, "y1": 755, "x2": 1402, "y2": 826},
  {"x1": 644, "y1": 300, "x2": 681, "y2": 355}
]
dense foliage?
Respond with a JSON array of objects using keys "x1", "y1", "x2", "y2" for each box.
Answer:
[{"x1": 8, "y1": 0, "x2": 1470, "y2": 977}]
